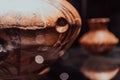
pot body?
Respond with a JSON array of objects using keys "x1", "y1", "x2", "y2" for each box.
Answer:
[{"x1": 0, "y1": 0, "x2": 81, "y2": 79}]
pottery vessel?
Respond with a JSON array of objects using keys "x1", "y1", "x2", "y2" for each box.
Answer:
[
  {"x1": 79, "y1": 18, "x2": 119, "y2": 55},
  {"x1": 0, "y1": 0, "x2": 81, "y2": 79}
]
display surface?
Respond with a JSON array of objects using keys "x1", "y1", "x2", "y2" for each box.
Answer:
[{"x1": 0, "y1": 0, "x2": 81, "y2": 79}]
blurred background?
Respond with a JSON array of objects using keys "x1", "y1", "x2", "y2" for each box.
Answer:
[{"x1": 43, "y1": 0, "x2": 120, "y2": 80}]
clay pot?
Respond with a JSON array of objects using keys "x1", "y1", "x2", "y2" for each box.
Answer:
[
  {"x1": 79, "y1": 18, "x2": 119, "y2": 55},
  {"x1": 0, "y1": 0, "x2": 81, "y2": 79}
]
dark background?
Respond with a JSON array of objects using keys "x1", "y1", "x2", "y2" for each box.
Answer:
[{"x1": 46, "y1": 0, "x2": 120, "y2": 80}]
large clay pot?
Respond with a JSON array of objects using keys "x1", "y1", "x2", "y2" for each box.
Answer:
[
  {"x1": 0, "y1": 0, "x2": 81, "y2": 79},
  {"x1": 79, "y1": 18, "x2": 119, "y2": 55}
]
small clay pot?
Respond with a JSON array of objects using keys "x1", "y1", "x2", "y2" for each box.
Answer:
[{"x1": 79, "y1": 18, "x2": 119, "y2": 55}]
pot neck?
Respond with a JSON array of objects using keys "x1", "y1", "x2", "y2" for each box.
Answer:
[
  {"x1": 88, "y1": 18, "x2": 109, "y2": 31},
  {"x1": 89, "y1": 22, "x2": 108, "y2": 31}
]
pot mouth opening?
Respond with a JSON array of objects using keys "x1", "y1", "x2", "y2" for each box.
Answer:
[{"x1": 88, "y1": 18, "x2": 110, "y2": 23}]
